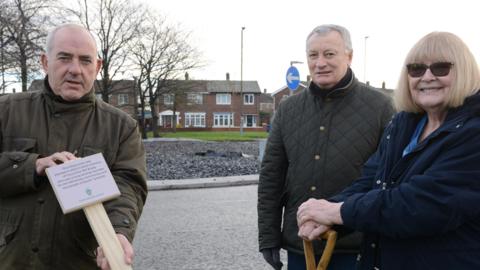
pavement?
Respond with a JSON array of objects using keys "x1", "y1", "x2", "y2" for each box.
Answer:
[
  {"x1": 134, "y1": 184, "x2": 287, "y2": 270},
  {"x1": 147, "y1": 174, "x2": 259, "y2": 190}
]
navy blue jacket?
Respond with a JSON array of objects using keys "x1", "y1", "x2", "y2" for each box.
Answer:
[{"x1": 332, "y1": 94, "x2": 480, "y2": 269}]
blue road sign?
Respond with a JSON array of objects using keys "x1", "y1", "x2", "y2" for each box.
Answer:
[{"x1": 286, "y1": 66, "x2": 300, "y2": 90}]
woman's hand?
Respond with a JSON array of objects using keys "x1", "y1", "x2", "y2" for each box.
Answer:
[{"x1": 297, "y1": 198, "x2": 344, "y2": 227}]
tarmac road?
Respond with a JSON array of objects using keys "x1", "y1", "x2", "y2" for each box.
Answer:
[{"x1": 133, "y1": 184, "x2": 287, "y2": 270}]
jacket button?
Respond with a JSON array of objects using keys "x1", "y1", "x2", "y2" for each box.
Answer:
[
  {"x1": 371, "y1": 243, "x2": 376, "y2": 248},
  {"x1": 13, "y1": 164, "x2": 18, "y2": 169},
  {"x1": 310, "y1": 186, "x2": 316, "y2": 191},
  {"x1": 314, "y1": 155, "x2": 320, "y2": 160},
  {"x1": 376, "y1": 180, "x2": 381, "y2": 184},
  {"x1": 122, "y1": 219, "x2": 130, "y2": 225},
  {"x1": 32, "y1": 247, "x2": 39, "y2": 252},
  {"x1": 37, "y1": 198, "x2": 45, "y2": 204},
  {"x1": 319, "y1": 126, "x2": 325, "y2": 131}
]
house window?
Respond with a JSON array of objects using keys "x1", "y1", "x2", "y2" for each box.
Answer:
[
  {"x1": 213, "y1": 113, "x2": 233, "y2": 127},
  {"x1": 185, "y1": 112, "x2": 206, "y2": 127},
  {"x1": 187, "y1": 93, "x2": 203, "y2": 104},
  {"x1": 164, "y1": 94, "x2": 174, "y2": 105},
  {"x1": 118, "y1": 94, "x2": 129, "y2": 105},
  {"x1": 243, "y1": 115, "x2": 257, "y2": 127},
  {"x1": 216, "y1": 93, "x2": 231, "y2": 105},
  {"x1": 244, "y1": 94, "x2": 254, "y2": 105}
]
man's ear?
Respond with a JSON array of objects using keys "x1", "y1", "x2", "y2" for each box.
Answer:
[
  {"x1": 347, "y1": 51, "x2": 353, "y2": 66},
  {"x1": 95, "y1": 58, "x2": 103, "y2": 74},
  {"x1": 41, "y1": 53, "x2": 48, "y2": 73}
]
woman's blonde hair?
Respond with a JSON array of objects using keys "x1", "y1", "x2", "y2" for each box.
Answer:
[{"x1": 395, "y1": 32, "x2": 480, "y2": 112}]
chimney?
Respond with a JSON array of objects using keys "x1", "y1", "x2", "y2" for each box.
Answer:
[
  {"x1": 226, "y1": 72, "x2": 230, "y2": 80},
  {"x1": 263, "y1": 88, "x2": 267, "y2": 94},
  {"x1": 185, "y1": 72, "x2": 189, "y2": 80},
  {"x1": 382, "y1": 81, "x2": 385, "y2": 89}
]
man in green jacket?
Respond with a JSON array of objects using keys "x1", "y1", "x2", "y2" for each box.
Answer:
[
  {"x1": 0, "y1": 24, "x2": 147, "y2": 270},
  {"x1": 258, "y1": 24, "x2": 394, "y2": 270}
]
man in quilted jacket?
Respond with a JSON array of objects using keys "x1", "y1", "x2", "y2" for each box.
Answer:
[{"x1": 258, "y1": 24, "x2": 394, "y2": 270}]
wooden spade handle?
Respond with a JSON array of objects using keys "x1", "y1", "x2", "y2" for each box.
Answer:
[
  {"x1": 303, "y1": 230, "x2": 338, "y2": 270},
  {"x1": 83, "y1": 203, "x2": 132, "y2": 270}
]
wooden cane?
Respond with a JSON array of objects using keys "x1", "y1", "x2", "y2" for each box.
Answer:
[{"x1": 303, "y1": 230, "x2": 337, "y2": 270}]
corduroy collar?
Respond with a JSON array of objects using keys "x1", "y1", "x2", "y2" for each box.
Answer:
[{"x1": 308, "y1": 67, "x2": 354, "y2": 99}]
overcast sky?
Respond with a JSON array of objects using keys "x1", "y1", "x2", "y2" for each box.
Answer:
[{"x1": 144, "y1": 0, "x2": 480, "y2": 93}]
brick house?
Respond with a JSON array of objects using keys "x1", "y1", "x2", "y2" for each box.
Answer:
[
  {"x1": 157, "y1": 74, "x2": 262, "y2": 130},
  {"x1": 28, "y1": 75, "x2": 267, "y2": 131},
  {"x1": 258, "y1": 89, "x2": 274, "y2": 125},
  {"x1": 271, "y1": 81, "x2": 308, "y2": 111}
]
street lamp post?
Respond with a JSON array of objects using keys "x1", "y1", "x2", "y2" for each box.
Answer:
[
  {"x1": 1, "y1": 28, "x2": 5, "y2": 94},
  {"x1": 240, "y1": 26, "x2": 245, "y2": 135},
  {"x1": 364, "y1": 36, "x2": 369, "y2": 83}
]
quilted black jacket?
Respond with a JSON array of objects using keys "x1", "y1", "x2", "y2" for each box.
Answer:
[{"x1": 258, "y1": 74, "x2": 394, "y2": 255}]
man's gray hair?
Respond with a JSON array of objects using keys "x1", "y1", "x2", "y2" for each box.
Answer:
[
  {"x1": 45, "y1": 23, "x2": 98, "y2": 55},
  {"x1": 306, "y1": 24, "x2": 353, "y2": 53}
]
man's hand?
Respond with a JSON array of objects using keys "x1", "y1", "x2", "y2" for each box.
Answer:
[
  {"x1": 297, "y1": 199, "x2": 344, "y2": 227},
  {"x1": 261, "y1": 247, "x2": 283, "y2": 270},
  {"x1": 298, "y1": 220, "x2": 330, "y2": 241},
  {"x1": 35, "y1": 151, "x2": 77, "y2": 175},
  {"x1": 96, "y1": 234, "x2": 134, "y2": 270}
]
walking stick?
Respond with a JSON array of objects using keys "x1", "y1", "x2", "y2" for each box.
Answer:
[{"x1": 303, "y1": 230, "x2": 337, "y2": 270}]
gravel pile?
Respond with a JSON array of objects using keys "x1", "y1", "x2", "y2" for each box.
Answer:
[{"x1": 144, "y1": 140, "x2": 262, "y2": 180}]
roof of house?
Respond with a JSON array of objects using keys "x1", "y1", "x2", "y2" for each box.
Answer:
[
  {"x1": 28, "y1": 80, "x2": 44, "y2": 91},
  {"x1": 28, "y1": 79, "x2": 262, "y2": 94},
  {"x1": 28, "y1": 79, "x2": 135, "y2": 93},
  {"x1": 259, "y1": 92, "x2": 273, "y2": 103},
  {"x1": 271, "y1": 81, "x2": 309, "y2": 96},
  {"x1": 205, "y1": 80, "x2": 261, "y2": 93}
]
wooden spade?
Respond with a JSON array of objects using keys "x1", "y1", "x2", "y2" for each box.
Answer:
[{"x1": 46, "y1": 153, "x2": 131, "y2": 270}]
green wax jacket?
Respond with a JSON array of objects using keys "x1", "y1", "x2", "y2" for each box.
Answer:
[{"x1": 0, "y1": 79, "x2": 147, "y2": 270}]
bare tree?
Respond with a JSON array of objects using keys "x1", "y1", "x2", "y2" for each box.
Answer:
[
  {"x1": 0, "y1": 0, "x2": 55, "y2": 92},
  {"x1": 68, "y1": 0, "x2": 146, "y2": 103},
  {"x1": 0, "y1": 17, "x2": 15, "y2": 93},
  {"x1": 130, "y1": 11, "x2": 202, "y2": 137}
]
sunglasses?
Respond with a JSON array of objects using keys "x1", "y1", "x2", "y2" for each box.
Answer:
[{"x1": 406, "y1": 62, "x2": 454, "y2": 77}]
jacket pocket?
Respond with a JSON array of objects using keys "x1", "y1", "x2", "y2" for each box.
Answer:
[
  {"x1": 0, "y1": 208, "x2": 22, "y2": 249},
  {"x1": 3, "y1": 137, "x2": 37, "y2": 152},
  {"x1": 2, "y1": 137, "x2": 37, "y2": 163}
]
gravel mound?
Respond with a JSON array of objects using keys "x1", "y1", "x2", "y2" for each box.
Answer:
[{"x1": 144, "y1": 140, "x2": 262, "y2": 180}]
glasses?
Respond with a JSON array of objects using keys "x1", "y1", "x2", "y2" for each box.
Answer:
[{"x1": 406, "y1": 62, "x2": 454, "y2": 77}]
